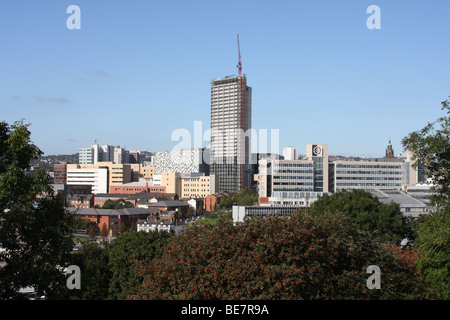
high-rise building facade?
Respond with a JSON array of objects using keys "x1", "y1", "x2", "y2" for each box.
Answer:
[{"x1": 210, "y1": 75, "x2": 252, "y2": 194}]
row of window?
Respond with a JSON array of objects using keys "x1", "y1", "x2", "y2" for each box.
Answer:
[
  {"x1": 274, "y1": 182, "x2": 314, "y2": 186},
  {"x1": 273, "y1": 170, "x2": 314, "y2": 174},
  {"x1": 336, "y1": 170, "x2": 402, "y2": 175},
  {"x1": 336, "y1": 183, "x2": 402, "y2": 187},
  {"x1": 336, "y1": 164, "x2": 402, "y2": 169},
  {"x1": 273, "y1": 188, "x2": 314, "y2": 192},
  {"x1": 275, "y1": 163, "x2": 313, "y2": 168},
  {"x1": 336, "y1": 177, "x2": 402, "y2": 181},
  {"x1": 273, "y1": 176, "x2": 313, "y2": 180}
]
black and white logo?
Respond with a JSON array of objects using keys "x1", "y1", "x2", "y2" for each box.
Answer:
[{"x1": 312, "y1": 145, "x2": 322, "y2": 156}]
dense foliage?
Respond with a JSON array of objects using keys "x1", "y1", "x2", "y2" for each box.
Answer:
[
  {"x1": 401, "y1": 97, "x2": 450, "y2": 299},
  {"x1": 0, "y1": 120, "x2": 76, "y2": 299},
  {"x1": 124, "y1": 213, "x2": 435, "y2": 300},
  {"x1": 308, "y1": 189, "x2": 414, "y2": 245},
  {"x1": 104, "y1": 230, "x2": 171, "y2": 299},
  {"x1": 102, "y1": 198, "x2": 134, "y2": 209},
  {"x1": 54, "y1": 243, "x2": 111, "y2": 300},
  {"x1": 401, "y1": 97, "x2": 449, "y2": 210}
]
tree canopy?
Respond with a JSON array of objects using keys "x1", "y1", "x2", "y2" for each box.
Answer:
[
  {"x1": 308, "y1": 189, "x2": 413, "y2": 245},
  {"x1": 0, "y1": 120, "x2": 76, "y2": 299},
  {"x1": 104, "y1": 230, "x2": 171, "y2": 299},
  {"x1": 124, "y1": 213, "x2": 435, "y2": 300},
  {"x1": 402, "y1": 97, "x2": 450, "y2": 209},
  {"x1": 402, "y1": 96, "x2": 450, "y2": 299}
]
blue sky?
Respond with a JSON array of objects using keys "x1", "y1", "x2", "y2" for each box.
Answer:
[{"x1": 1, "y1": 0, "x2": 449, "y2": 158}]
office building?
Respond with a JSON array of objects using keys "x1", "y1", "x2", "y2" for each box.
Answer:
[
  {"x1": 79, "y1": 143, "x2": 138, "y2": 165},
  {"x1": 53, "y1": 162, "x2": 67, "y2": 184},
  {"x1": 330, "y1": 158, "x2": 408, "y2": 192},
  {"x1": 210, "y1": 75, "x2": 252, "y2": 194},
  {"x1": 180, "y1": 173, "x2": 218, "y2": 199},
  {"x1": 258, "y1": 144, "x2": 328, "y2": 198},
  {"x1": 153, "y1": 172, "x2": 181, "y2": 195},
  {"x1": 67, "y1": 162, "x2": 132, "y2": 193},
  {"x1": 66, "y1": 167, "x2": 108, "y2": 194}
]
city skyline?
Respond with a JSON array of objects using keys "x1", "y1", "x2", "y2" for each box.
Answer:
[{"x1": 1, "y1": 0, "x2": 450, "y2": 158}]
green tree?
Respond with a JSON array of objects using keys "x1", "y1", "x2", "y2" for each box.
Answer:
[
  {"x1": 102, "y1": 199, "x2": 134, "y2": 209},
  {"x1": 413, "y1": 212, "x2": 450, "y2": 299},
  {"x1": 125, "y1": 212, "x2": 435, "y2": 300},
  {"x1": 100, "y1": 222, "x2": 109, "y2": 238},
  {"x1": 232, "y1": 188, "x2": 258, "y2": 206},
  {"x1": 54, "y1": 243, "x2": 112, "y2": 300},
  {"x1": 0, "y1": 120, "x2": 77, "y2": 299},
  {"x1": 102, "y1": 199, "x2": 116, "y2": 209},
  {"x1": 402, "y1": 97, "x2": 450, "y2": 299},
  {"x1": 105, "y1": 230, "x2": 172, "y2": 300},
  {"x1": 309, "y1": 189, "x2": 413, "y2": 245},
  {"x1": 401, "y1": 97, "x2": 449, "y2": 209},
  {"x1": 219, "y1": 196, "x2": 234, "y2": 209}
]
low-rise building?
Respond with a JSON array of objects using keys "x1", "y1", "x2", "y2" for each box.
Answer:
[
  {"x1": 70, "y1": 194, "x2": 94, "y2": 208},
  {"x1": 368, "y1": 189, "x2": 430, "y2": 218},
  {"x1": 204, "y1": 192, "x2": 231, "y2": 211},
  {"x1": 67, "y1": 207, "x2": 159, "y2": 234},
  {"x1": 137, "y1": 211, "x2": 186, "y2": 235},
  {"x1": 110, "y1": 182, "x2": 166, "y2": 194}
]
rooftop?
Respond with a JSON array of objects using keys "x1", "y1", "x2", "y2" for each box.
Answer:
[{"x1": 369, "y1": 189, "x2": 428, "y2": 208}]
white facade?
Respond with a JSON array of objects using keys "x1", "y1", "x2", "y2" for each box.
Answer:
[
  {"x1": 137, "y1": 220, "x2": 185, "y2": 235},
  {"x1": 66, "y1": 168, "x2": 108, "y2": 194},
  {"x1": 331, "y1": 160, "x2": 408, "y2": 192},
  {"x1": 283, "y1": 147, "x2": 298, "y2": 160}
]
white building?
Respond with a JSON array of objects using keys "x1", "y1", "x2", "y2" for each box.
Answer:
[
  {"x1": 258, "y1": 144, "x2": 329, "y2": 198},
  {"x1": 330, "y1": 159, "x2": 408, "y2": 192},
  {"x1": 283, "y1": 147, "x2": 298, "y2": 160},
  {"x1": 137, "y1": 214, "x2": 186, "y2": 235},
  {"x1": 66, "y1": 168, "x2": 108, "y2": 194}
]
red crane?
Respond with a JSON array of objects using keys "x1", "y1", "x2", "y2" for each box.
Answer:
[{"x1": 237, "y1": 34, "x2": 242, "y2": 77}]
